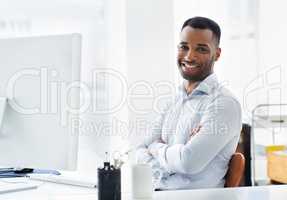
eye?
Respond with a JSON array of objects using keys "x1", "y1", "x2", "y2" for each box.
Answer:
[
  {"x1": 196, "y1": 47, "x2": 209, "y2": 53},
  {"x1": 177, "y1": 44, "x2": 189, "y2": 51}
]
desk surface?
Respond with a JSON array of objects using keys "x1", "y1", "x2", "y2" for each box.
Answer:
[{"x1": 1, "y1": 178, "x2": 287, "y2": 200}]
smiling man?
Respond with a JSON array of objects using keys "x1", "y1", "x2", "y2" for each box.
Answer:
[{"x1": 136, "y1": 17, "x2": 242, "y2": 190}]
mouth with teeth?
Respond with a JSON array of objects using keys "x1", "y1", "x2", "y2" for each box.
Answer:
[{"x1": 181, "y1": 61, "x2": 200, "y2": 73}]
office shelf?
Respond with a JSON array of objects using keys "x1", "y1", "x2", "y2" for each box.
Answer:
[
  {"x1": 251, "y1": 104, "x2": 287, "y2": 186},
  {"x1": 253, "y1": 115, "x2": 287, "y2": 128}
]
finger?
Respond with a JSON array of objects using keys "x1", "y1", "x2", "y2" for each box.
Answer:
[
  {"x1": 190, "y1": 125, "x2": 202, "y2": 138},
  {"x1": 190, "y1": 129, "x2": 197, "y2": 137},
  {"x1": 196, "y1": 125, "x2": 201, "y2": 132},
  {"x1": 158, "y1": 137, "x2": 165, "y2": 143}
]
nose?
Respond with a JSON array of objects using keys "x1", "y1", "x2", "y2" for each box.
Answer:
[{"x1": 184, "y1": 49, "x2": 197, "y2": 61}]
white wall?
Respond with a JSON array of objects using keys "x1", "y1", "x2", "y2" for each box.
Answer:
[
  {"x1": 124, "y1": 0, "x2": 175, "y2": 146},
  {"x1": 257, "y1": 0, "x2": 287, "y2": 106}
]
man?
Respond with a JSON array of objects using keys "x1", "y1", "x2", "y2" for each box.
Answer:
[{"x1": 136, "y1": 16, "x2": 242, "y2": 190}]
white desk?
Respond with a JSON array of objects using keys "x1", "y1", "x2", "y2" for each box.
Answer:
[{"x1": 1, "y1": 178, "x2": 287, "y2": 200}]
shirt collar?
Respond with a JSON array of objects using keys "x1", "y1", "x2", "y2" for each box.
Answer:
[{"x1": 179, "y1": 73, "x2": 219, "y2": 96}]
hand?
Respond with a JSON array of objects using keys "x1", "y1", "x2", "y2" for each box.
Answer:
[
  {"x1": 148, "y1": 138, "x2": 165, "y2": 157},
  {"x1": 148, "y1": 147, "x2": 157, "y2": 157},
  {"x1": 156, "y1": 137, "x2": 165, "y2": 144},
  {"x1": 189, "y1": 125, "x2": 202, "y2": 140}
]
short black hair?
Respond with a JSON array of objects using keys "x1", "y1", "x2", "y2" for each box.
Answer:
[{"x1": 181, "y1": 16, "x2": 221, "y2": 46}]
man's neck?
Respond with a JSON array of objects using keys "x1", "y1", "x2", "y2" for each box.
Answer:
[{"x1": 184, "y1": 81, "x2": 200, "y2": 95}]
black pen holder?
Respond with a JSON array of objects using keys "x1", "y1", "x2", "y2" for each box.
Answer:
[{"x1": 98, "y1": 163, "x2": 121, "y2": 200}]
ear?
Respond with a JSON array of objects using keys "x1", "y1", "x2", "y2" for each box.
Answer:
[{"x1": 214, "y1": 47, "x2": 221, "y2": 61}]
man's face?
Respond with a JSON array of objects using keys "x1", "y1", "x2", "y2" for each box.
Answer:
[{"x1": 177, "y1": 26, "x2": 221, "y2": 82}]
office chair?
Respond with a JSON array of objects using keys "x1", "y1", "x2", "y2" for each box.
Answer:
[
  {"x1": 224, "y1": 152, "x2": 245, "y2": 187},
  {"x1": 238, "y1": 123, "x2": 251, "y2": 186}
]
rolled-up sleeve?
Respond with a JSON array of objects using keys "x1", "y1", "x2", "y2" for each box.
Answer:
[{"x1": 152, "y1": 95, "x2": 242, "y2": 174}]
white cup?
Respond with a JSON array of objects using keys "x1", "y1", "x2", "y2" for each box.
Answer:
[{"x1": 131, "y1": 164, "x2": 153, "y2": 199}]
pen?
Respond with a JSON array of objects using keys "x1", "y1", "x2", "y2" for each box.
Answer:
[{"x1": 104, "y1": 152, "x2": 111, "y2": 170}]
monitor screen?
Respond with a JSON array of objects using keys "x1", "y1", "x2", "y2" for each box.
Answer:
[{"x1": 0, "y1": 34, "x2": 81, "y2": 170}]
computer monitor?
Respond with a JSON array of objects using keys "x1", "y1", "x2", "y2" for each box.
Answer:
[{"x1": 0, "y1": 34, "x2": 81, "y2": 170}]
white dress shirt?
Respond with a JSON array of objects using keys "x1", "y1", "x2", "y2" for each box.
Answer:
[{"x1": 136, "y1": 73, "x2": 242, "y2": 190}]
